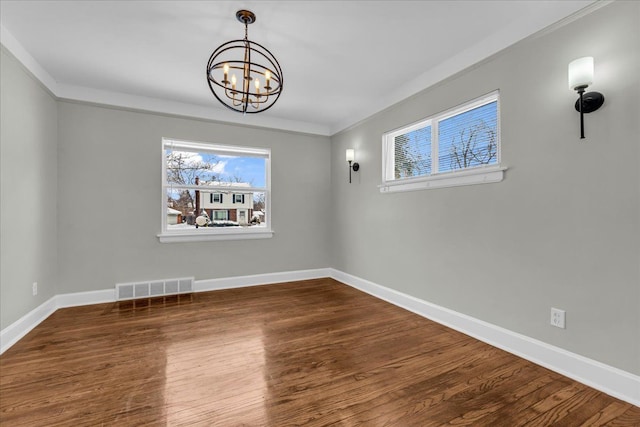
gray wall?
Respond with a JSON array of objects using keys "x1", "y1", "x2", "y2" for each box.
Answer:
[
  {"x1": 1, "y1": 48, "x2": 59, "y2": 329},
  {"x1": 330, "y1": 1, "x2": 639, "y2": 375},
  {"x1": 56, "y1": 102, "x2": 331, "y2": 294}
]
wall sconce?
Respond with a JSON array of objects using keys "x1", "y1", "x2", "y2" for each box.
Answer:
[
  {"x1": 345, "y1": 149, "x2": 360, "y2": 183},
  {"x1": 568, "y1": 57, "x2": 605, "y2": 139}
]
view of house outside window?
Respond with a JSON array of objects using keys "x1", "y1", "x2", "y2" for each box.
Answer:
[
  {"x1": 381, "y1": 91, "x2": 502, "y2": 192},
  {"x1": 161, "y1": 138, "x2": 270, "y2": 241}
]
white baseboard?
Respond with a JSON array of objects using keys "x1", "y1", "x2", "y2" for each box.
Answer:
[
  {"x1": 329, "y1": 268, "x2": 640, "y2": 407},
  {"x1": 0, "y1": 296, "x2": 57, "y2": 354},
  {"x1": 195, "y1": 268, "x2": 332, "y2": 292},
  {"x1": 56, "y1": 289, "x2": 116, "y2": 308},
  {"x1": 2, "y1": 268, "x2": 638, "y2": 407}
]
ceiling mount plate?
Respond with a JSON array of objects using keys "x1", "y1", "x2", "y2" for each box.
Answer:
[{"x1": 236, "y1": 10, "x2": 256, "y2": 25}]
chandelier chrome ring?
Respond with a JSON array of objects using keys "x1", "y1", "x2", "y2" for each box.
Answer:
[{"x1": 206, "y1": 10, "x2": 283, "y2": 114}]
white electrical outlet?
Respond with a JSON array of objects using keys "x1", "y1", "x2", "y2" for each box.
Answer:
[
  {"x1": 550, "y1": 307, "x2": 565, "y2": 329},
  {"x1": 32, "y1": 282, "x2": 38, "y2": 296}
]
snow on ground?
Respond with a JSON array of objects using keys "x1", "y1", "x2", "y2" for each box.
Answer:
[{"x1": 167, "y1": 222, "x2": 265, "y2": 230}]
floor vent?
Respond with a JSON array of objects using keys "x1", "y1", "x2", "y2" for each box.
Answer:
[{"x1": 116, "y1": 277, "x2": 194, "y2": 301}]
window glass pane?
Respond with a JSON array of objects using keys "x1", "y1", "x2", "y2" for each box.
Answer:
[
  {"x1": 250, "y1": 192, "x2": 266, "y2": 227},
  {"x1": 165, "y1": 148, "x2": 266, "y2": 188},
  {"x1": 394, "y1": 125, "x2": 431, "y2": 179},
  {"x1": 166, "y1": 189, "x2": 267, "y2": 230},
  {"x1": 438, "y1": 101, "x2": 498, "y2": 172},
  {"x1": 166, "y1": 189, "x2": 196, "y2": 229},
  {"x1": 213, "y1": 210, "x2": 228, "y2": 221}
]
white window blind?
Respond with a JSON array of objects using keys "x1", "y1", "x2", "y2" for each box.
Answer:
[
  {"x1": 438, "y1": 100, "x2": 498, "y2": 173},
  {"x1": 394, "y1": 123, "x2": 432, "y2": 179}
]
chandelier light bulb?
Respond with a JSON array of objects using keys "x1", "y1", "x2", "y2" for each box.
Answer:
[
  {"x1": 264, "y1": 70, "x2": 271, "y2": 88},
  {"x1": 222, "y1": 63, "x2": 230, "y2": 85}
]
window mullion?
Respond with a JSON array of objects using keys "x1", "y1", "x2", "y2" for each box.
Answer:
[
  {"x1": 382, "y1": 135, "x2": 392, "y2": 182},
  {"x1": 431, "y1": 119, "x2": 439, "y2": 175},
  {"x1": 164, "y1": 184, "x2": 266, "y2": 193}
]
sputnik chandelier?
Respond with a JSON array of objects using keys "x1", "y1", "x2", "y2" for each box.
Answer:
[{"x1": 206, "y1": 10, "x2": 284, "y2": 114}]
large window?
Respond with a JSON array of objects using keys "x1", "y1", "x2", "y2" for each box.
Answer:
[
  {"x1": 159, "y1": 138, "x2": 271, "y2": 242},
  {"x1": 381, "y1": 91, "x2": 505, "y2": 192}
]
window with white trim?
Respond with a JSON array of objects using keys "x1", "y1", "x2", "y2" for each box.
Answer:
[
  {"x1": 159, "y1": 138, "x2": 271, "y2": 242},
  {"x1": 381, "y1": 91, "x2": 505, "y2": 193},
  {"x1": 213, "y1": 210, "x2": 228, "y2": 221}
]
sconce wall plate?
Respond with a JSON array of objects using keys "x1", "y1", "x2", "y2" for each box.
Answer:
[{"x1": 574, "y1": 91, "x2": 605, "y2": 113}]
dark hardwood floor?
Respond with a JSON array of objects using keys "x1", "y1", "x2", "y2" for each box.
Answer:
[{"x1": 1, "y1": 278, "x2": 638, "y2": 426}]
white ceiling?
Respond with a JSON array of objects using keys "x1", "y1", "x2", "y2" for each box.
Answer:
[{"x1": 0, "y1": 1, "x2": 598, "y2": 136}]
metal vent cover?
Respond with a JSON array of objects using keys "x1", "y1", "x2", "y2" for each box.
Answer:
[{"x1": 116, "y1": 277, "x2": 194, "y2": 301}]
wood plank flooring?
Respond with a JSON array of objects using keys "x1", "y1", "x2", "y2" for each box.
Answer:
[{"x1": 1, "y1": 278, "x2": 638, "y2": 426}]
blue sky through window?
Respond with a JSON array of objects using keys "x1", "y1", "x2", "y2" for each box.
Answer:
[
  {"x1": 204, "y1": 153, "x2": 266, "y2": 188},
  {"x1": 166, "y1": 150, "x2": 266, "y2": 188}
]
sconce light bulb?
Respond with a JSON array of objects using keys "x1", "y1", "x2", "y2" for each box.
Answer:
[
  {"x1": 346, "y1": 149, "x2": 355, "y2": 162},
  {"x1": 568, "y1": 57, "x2": 594, "y2": 90}
]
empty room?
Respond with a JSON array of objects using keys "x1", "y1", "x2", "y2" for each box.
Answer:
[{"x1": 1, "y1": 0, "x2": 638, "y2": 425}]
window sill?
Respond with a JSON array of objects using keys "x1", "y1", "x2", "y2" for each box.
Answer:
[
  {"x1": 379, "y1": 165, "x2": 507, "y2": 193},
  {"x1": 157, "y1": 228, "x2": 274, "y2": 243}
]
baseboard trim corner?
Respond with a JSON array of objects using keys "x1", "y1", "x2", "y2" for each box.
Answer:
[
  {"x1": 329, "y1": 268, "x2": 640, "y2": 407},
  {"x1": 0, "y1": 297, "x2": 57, "y2": 355}
]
